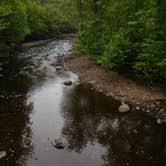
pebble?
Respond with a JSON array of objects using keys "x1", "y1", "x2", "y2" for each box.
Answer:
[
  {"x1": 99, "y1": 89, "x2": 102, "y2": 93},
  {"x1": 133, "y1": 129, "x2": 138, "y2": 134},
  {"x1": 64, "y1": 81, "x2": 72, "y2": 86},
  {"x1": 157, "y1": 119, "x2": 162, "y2": 124},
  {"x1": 56, "y1": 66, "x2": 63, "y2": 71},
  {"x1": 118, "y1": 103, "x2": 130, "y2": 113},
  {"x1": 90, "y1": 81, "x2": 95, "y2": 84},
  {"x1": 0, "y1": 151, "x2": 6, "y2": 159},
  {"x1": 160, "y1": 108, "x2": 165, "y2": 113},
  {"x1": 51, "y1": 139, "x2": 65, "y2": 149}
]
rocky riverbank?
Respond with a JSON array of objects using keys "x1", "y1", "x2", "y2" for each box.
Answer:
[{"x1": 62, "y1": 54, "x2": 166, "y2": 122}]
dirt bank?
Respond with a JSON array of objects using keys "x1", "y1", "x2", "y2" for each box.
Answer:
[{"x1": 63, "y1": 54, "x2": 166, "y2": 122}]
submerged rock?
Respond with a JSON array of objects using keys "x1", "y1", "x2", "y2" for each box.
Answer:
[
  {"x1": 56, "y1": 66, "x2": 63, "y2": 71},
  {"x1": 119, "y1": 102, "x2": 130, "y2": 113},
  {"x1": 64, "y1": 81, "x2": 72, "y2": 86},
  {"x1": 0, "y1": 151, "x2": 6, "y2": 159},
  {"x1": 112, "y1": 119, "x2": 120, "y2": 129},
  {"x1": 157, "y1": 119, "x2": 162, "y2": 124},
  {"x1": 51, "y1": 139, "x2": 65, "y2": 149},
  {"x1": 89, "y1": 80, "x2": 96, "y2": 86},
  {"x1": 156, "y1": 118, "x2": 166, "y2": 124}
]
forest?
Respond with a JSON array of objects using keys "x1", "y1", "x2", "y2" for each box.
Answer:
[
  {"x1": 0, "y1": 0, "x2": 78, "y2": 51},
  {"x1": 0, "y1": 1, "x2": 166, "y2": 165},
  {"x1": 76, "y1": 0, "x2": 166, "y2": 84},
  {"x1": 0, "y1": 0, "x2": 166, "y2": 83}
]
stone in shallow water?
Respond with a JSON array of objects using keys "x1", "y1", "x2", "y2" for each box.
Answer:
[
  {"x1": 157, "y1": 119, "x2": 162, "y2": 124},
  {"x1": 0, "y1": 151, "x2": 6, "y2": 159},
  {"x1": 157, "y1": 119, "x2": 166, "y2": 124},
  {"x1": 118, "y1": 103, "x2": 130, "y2": 113},
  {"x1": 64, "y1": 81, "x2": 73, "y2": 86},
  {"x1": 56, "y1": 66, "x2": 63, "y2": 71},
  {"x1": 51, "y1": 139, "x2": 65, "y2": 149}
]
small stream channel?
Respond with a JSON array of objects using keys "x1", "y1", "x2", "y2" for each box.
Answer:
[{"x1": 0, "y1": 36, "x2": 166, "y2": 166}]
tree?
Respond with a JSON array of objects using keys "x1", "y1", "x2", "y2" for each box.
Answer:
[{"x1": 76, "y1": 0, "x2": 166, "y2": 84}]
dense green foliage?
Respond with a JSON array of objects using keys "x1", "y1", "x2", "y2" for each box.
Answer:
[
  {"x1": 0, "y1": 0, "x2": 78, "y2": 52},
  {"x1": 0, "y1": 0, "x2": 29, "y2": 51},
  {"x1": 76, "y1": 0, "x2": 166, "y2": 83},
  {"x1": 0, "y1": 0, "x2": 165, "y2": 83}
]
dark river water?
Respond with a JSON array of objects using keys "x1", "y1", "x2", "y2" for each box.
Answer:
[{"x1": 0, "y1": 37, "x2": 166, "y2": 166}]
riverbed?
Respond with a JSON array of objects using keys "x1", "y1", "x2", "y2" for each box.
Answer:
[{"x1": 0, "y1": 36, "x2": 166, "y2": 166}]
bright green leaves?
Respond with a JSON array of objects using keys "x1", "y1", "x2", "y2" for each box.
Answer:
[
  {"x1": 76, "y1": 0, "x2": 166, "y2": 84},
  {"x1": 0, "y1": 1, "x2": 12, "y2": 51},
  {"x1": 135, "y1": 39, "x2": 166, "y2": 81},
  {"x1": 26, "y1": 0, "x2": 46, "y2": 36},
  {"x1": 0, "y1": 0, "x2": 30, "y2": 52},
  {"x1": 8, "y1": 0, "x2": 30, "y2": 42},
  {"x1": 99, "y1": 33, "x2": 131, "y2": 70},
  {"x1": 0, "y1": 0, "x2": 78, "y2": 53}
]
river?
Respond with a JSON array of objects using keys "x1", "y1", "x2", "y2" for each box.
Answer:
[{"x1": 0, "y1": 36, "x2": 166, "y2": 166}]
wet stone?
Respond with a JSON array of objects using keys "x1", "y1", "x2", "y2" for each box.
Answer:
[
  {"x1": 51, "y1": 139, "x2": 65, "y2": 149},
  {"x1": 0, "y1": 151, "x2": 7, "y2": 159},
  {"x1": 56, "y1": 66, "x2": 63, "y2": 71},
  {"x1": 89, "y1": 80, "x2": 96, "y2": 85},
  {"x1": 160, "y1": 108, "x2": 165, "y2": 113},
  {"x1": 64, "y1": 81, "x2": 73, "y2": 86},
  {"x1": 119, "y1": 103, "x2": 130, "y2": 113},
  {"x1": 157, "y1": 119, "x2": 162, "y2": 124}
]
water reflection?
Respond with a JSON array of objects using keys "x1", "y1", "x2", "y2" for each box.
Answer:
[
  {"x1": 0, "y1": 92, "x2": 33, "y2": 166},
  {"x1": 0, "y1": 38, "x2": 77, "y2": 166},
  {"x1": 0, "y1": 53, "x2": 33, "y2": 165},
  {"x1": 62, "y1": 85, "x2": 166, "y2": 166}
]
